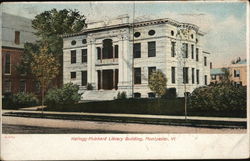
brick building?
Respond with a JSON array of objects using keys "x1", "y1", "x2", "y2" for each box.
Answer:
[
  {"x1": 1, "y1": 13, "x2": 38, "y2": 96},
  {"x1": 210, "y1": 59, "x2": 247, "y2": 87}
]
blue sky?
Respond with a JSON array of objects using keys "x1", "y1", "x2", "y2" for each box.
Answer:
[{"x1": 1, "y1": 1, "x2": 248, "y2": 67}]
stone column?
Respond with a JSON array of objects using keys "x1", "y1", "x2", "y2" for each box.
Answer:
[
  {"x1": 113, "y1": 69, "x2": 116, "y2": 89},
  {"x1": 91, "y1": 40, "x2": 96, "y2": 88},
  {"x1": 87, "y1": 38, "x2": 92, "y2": 84},
  {"x1": 100, "y1": 70, "x2": 103, "y2": 89},
  {"x1": 118, "y1": 35, "x2": 124, "y2": 86},
  {"x1": 123, "y1": 35, "x2": 130, "y2": 84}
]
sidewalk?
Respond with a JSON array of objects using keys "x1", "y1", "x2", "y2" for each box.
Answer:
[{"x1": 2, "y1": 108, "x2": 247, "y2": 122}]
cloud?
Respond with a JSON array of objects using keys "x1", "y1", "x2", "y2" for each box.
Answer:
[
  {"x1": 204, "y1": 15, "x2": 246, "y2": 67},
  {"x1": 161, "y1": 11, "x2": 246, "y2": 68}
]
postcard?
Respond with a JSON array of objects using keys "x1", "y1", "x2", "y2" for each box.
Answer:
[{"x1": 1, "y1": 1, "x2": 249, "y2": 160}]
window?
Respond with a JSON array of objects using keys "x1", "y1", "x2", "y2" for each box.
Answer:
[
  {"x1": 196, "y1": 48, "x2": 199, "y2": 61},
  {"x1": 71, "y1": 72, "x2": 76, "y2": 79},
  {"x1": 82, "y1": 39, "x2": 87, "y2": 44},
  {"x1": 148, "y1": 67, "x2": 156, "y2": 82},
  {"x1": 19, "y1": 80, "x2": 26, "y2": 92},
  {"x1": 171, "y1": 42, "x2": 176, "y2": 57},
  {"x1": 148, "y1": 30, "x2": 155, "y2": 36},
  {"x1": 182, "y1": 43, "x2": 188, "y2": 58},
  {"x1": 103, "y1": 39, "x2": 113, "y2": 59},
  {"x1": 148, "y1": 41, "x2": 156, "y2": 57},
  {"x1": 191, "y1": 34, "x2": 194, "y2": 39},
  {"x1": 210, "y1": 62, "x2": 213, "y2": 69},
  {"x1": 192, "y1": 68, "x2": 195, "y2": 84},
  {"x1": 148, "y1": 92, "x2": 156, "y2": 98},
  {"x1": 4, "y1": 80, "x2": 11, "y2": 93},
  {"x1": 81, "y1": 71, "x2": 87, "y2": 86},
  {"x1": 204, "y1": 56, "x2": 207, "y2": 66},
  {"x1": 133, "y1": 43, "x2": 141, "y2": 58},
  {"x1": 134, "y1": 93, "x2": 141, "y2": 98},
  {"x1": 71, "y1": 40, "x2": 76, "y2": 45},
  {"x1": 204, "y1": 75, "x2": 208, "y2": 85},
  {"x1": 234, "y1": 82, "x2": 242, "y2": 88},
  {"x1": 171, "y1": 67, "x2": 175, "y2": 84},
  {"x1": 183, "y1": 67, "x2": 189, "y2": 84},
  {"x1": 234, "y1": 70, "x2": 240, "y2": 77},
  {"x1": 82, "y1": 49, "x2": 87, "y2": 63},
  {"x1": 71, "y1": 50, "x2": 76, "y2": 64},
  {"x1": 196, "y1": 69, "x2": 199, "y2": 84},
  {"x1": 115, "y1": 45, "x2": 119, "y2": 58},
  {"x1": 134, "y1": 68, "x2": 141, "y2": 84},
  {"x1": 134, "y1": 32, "x2": 141, "y2": 38},
  {"x1": 15, "y1": 31, "x2": 20, "y2": 45},
  {"x1": 4, "y1": 54, "x2": 11, "y2": 74},
  {"x1": 171, "y1": 30, "x2": 174, "y2": 36},
  {"x1": 97, "y1": 47, "x2": 101, "y2": 60},
  {"x1": 191, "y1": 44, "x2": 194, "y2": 59},
  {"x1": 211, "y1": 75, "x2": 216, "y2": 80}
]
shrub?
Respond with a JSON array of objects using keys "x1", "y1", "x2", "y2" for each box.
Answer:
[
  {"x1": 86, "y1": 83, "x2": 93, "y2": 90},
  {"x1": 116, "y1": 91, "x2": 127, "y2": 100},
  {"x1": 45, "y1": 83, "x2": 82, "y2": 107},
  {"x1": 2, "y1": 92, "x2": 39, "y2": 109},
  {"x1": 161, "y1": 88, "x2": 177, "y2": 99},
  {"x1": 189, "y1": 84, "x2": 246, "y2": 113}
]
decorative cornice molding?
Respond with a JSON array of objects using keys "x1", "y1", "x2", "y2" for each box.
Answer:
[{"x1": 62, "y1": 17, "x2": 202, "y2": 38}]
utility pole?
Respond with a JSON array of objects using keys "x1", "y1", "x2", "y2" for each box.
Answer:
[{"x1": 177, "y1": 27, "x2": 189, "y2": 121}]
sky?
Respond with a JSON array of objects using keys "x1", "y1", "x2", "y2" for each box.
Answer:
[{"x1": 1, "y1": 1, "x2": 248, "y2": 68}]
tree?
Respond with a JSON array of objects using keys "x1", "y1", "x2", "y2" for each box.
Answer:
[
  {"x1": 221, "y1": 67, "x2": 232, "y2": 85},
  {"x1": 31, "y1": 44, "x2": 60, "y2": 111},
  {"x1": 17, "y1": 9, "x2": 86, "y2": 85},
  {"x1": 32, "y1": 8, "x2": 86, "y2": 56},
  {"x1": 148, "y1": 70, "x2": 167, "y2": 98}
]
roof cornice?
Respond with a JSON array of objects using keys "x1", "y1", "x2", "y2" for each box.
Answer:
[{"x1": 62, "y1": 17, "x2": 202, "y2": 38}]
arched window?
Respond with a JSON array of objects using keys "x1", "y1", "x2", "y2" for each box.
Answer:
[{"x1": 102, "y1": 39, "x2": 113, "y2": 59}]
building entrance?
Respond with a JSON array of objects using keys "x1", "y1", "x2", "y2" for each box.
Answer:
[{"x1": 98, "y1": 69, "x2": 118, "y2": 90}]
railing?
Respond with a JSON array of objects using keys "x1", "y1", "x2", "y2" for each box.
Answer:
[{"x1": 96, "y1": 58, "x2": 118, "y2": 65}]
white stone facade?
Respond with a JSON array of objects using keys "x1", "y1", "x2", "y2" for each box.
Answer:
[{"x1": 63, "y1": 15, "x2": 210, "y2": 100}]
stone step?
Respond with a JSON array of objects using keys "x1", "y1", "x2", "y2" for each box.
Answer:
[{"x1": 81, "y1": 90, "x2": 118, "y2": 101}]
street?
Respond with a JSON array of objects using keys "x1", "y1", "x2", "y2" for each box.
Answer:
[{"x1": 2, "y1": 116, "x2": 246, "y2": 134}]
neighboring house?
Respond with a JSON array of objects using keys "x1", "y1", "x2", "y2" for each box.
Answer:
[
  {"x1": 210, "y1": 59, "x2": 247, "y2": 87},
  {"x1": 1, "y1": 13, "x2": 38, "y2": 95},
  {"x1": 210, "y1": 68, "x2": 225, "y2": 84},
  {"x1": 62, "y1": 15, "x2": 211, "y2": 100},
  {"x1": 229, "y1": 59, "x2": 247, "y2": 87}
]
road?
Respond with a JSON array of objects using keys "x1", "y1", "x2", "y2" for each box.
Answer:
[{"x1": 2, "y1": 116, "x2": 246, "y2": 134}]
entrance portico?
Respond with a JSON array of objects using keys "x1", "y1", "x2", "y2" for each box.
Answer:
[{"x1": 97, "y1": 69, "x2": 118, "y2": 90}]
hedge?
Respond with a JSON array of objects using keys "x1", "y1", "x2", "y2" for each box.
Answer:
[
  {"x1": 188, "y1": 84, "x2": 246, "y2": 116},
  {"x1": 46, "y1": 97, "x2": 246, "y2": 117},
  {"x1": 2, "y1": 92, "x2": 39, "y2": 109}
]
